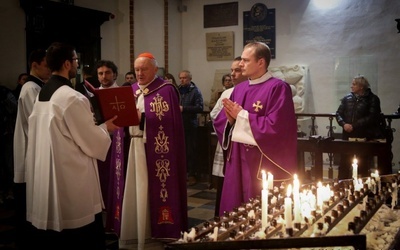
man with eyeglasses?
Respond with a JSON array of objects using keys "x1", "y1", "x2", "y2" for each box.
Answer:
[{"x1": 25, "y1": 42, "x2": 119, "y2": 249}]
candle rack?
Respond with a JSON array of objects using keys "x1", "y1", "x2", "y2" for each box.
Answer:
[{"x1": 168, "y1": 174, "x2": 399, "y2": 250}]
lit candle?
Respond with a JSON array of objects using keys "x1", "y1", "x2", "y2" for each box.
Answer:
[
  {"x1": 356, "y1": 178, "x2": 363, "y2": 192},
  {"x1": 262, "y1": 170, "x2": 267, "y2": 190},
  {"x1": 316, "y1": 182, "x2": 323, "y2": 211},
  {"x1": 285, "y1": 184, "x2": 293, "y2": 229},
  {"x1": 352, "y1": 156, "x2": 358, "y2": 180},
  {"x1": 375, "y1": 170, "x2": 381, "y2": 192},
  {"x1": 268, "y1": 172, "x2": 274, "y2": 190},
  {"x1": 293, "y1": 174, "x2": 301, "y2": 223},
  {"x1": 391, "y1": 181, "x2": 398, "y2": 209},
  {"x1": 261, "y1": 170, "x2": 268, "y2": 229}
]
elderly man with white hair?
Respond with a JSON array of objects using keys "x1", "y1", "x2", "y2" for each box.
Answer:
[{"x1": 119, "y1": 53, "x2": 187, "y2": 249}]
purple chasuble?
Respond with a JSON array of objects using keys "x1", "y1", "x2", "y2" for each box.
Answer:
[
  {"x1": 132, "y1": 77, "x2": 188, "y2": 239},
  {"x1": 214, "y1": 77, "x2": 297, "y2": 215}
]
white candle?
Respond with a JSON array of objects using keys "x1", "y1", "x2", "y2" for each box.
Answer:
[
  {"x1": 391, "y1": 181, "x2": 398, "y2": 209},
  {"x1": 268, "y1": 172, "x2": 274, "y2": 190},
  {"x1": 261, "y1": 189, "x2": 268, "y2": 229},
  {"x1": 293, "y1": 174, "x2": 301, "y2": 223},
  {"x1": 285, "y1": 184, "x2": 293, "y2": 229},
  {"x1": 316, "y1": 181, "x2": 323, "y2": 212},
  {"x1": 352, "y1": 156, "x2": 358, "y2": 180},
  {"x1": 261, "y1": 170, "x2": 268, "y2": 229},
  {"x1": 262, "y1": 170, "x2": 267, "y2": 190},
  {"x1": 375, "y1": 170, "x2": 381, "y2": 192}
]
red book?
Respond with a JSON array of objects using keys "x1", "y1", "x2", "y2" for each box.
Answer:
[{"x1": 84, "y1": 80, "x2": 139, "y2": 127}]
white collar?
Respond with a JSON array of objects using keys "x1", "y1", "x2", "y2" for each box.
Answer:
[{"x1": 248, "y1": 71, "x2": 273, "y2": 85}]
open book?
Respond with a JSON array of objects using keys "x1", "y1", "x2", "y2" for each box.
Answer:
[{"x1": 84, "y1": 80, "x2": 139, "y2": 127}]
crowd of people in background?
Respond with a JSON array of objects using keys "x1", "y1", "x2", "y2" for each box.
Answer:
[{"x1": 0, "y1": 40, "x2": 391, "y2": 249}]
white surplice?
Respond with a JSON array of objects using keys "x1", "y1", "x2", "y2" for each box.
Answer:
[
  {"x1": 13, "y1": 79, "x2": 42, "y2": 183},
  {"x1": 210, "y1": 87, "x2": 234, "y2": 177},
  {"x1": 25, "y1": 85, "x2": 111, "y2": 231}
]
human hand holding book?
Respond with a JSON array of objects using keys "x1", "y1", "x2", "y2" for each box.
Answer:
[{"x1": 104, "y1": 115, "x2": 121, "y2": 133}]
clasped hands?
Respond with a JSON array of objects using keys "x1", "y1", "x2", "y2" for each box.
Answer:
[{"x1": 222, "y1": 98, "x2": 243, "y2": 125}]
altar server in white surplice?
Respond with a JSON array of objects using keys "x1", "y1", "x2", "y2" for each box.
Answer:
[
  {"x1": 13, "y1": 49, "x2": 51, "y2": 249},
  {"x1": 25, "y1": 42, "x2": 119, "y2": 249}
]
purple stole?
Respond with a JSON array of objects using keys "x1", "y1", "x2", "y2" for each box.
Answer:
[
  {"x1": 88, "y1": 85, "x2": 126, "y2": 235},
  {"x1": 105, "y1": 128, "x2": 126, "y2": 235},
  {"x1": 132, "y1": 77, "x2": 188, "y2": 239}
]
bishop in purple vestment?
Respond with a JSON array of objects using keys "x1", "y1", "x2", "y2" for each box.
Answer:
[
  {"x1": 213, "y1": 42, "x2": 297, "y2": 215},
  {"x1": 120, "y1": 53, "x2": 187, "y2": 246}
]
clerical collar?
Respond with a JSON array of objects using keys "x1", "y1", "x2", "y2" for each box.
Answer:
[
  {"x1": 99, "y1": 82, "x2": 118, "y2": 89},
  {"x1": 38, "y1": 75, "x2": 72, "y2": 101},
  {"x1": 248, "y1": 71, "x2": 273, "y2": 85},
  {"x1": 26, "y1": 75, "x2": 45, "y2": 88}
]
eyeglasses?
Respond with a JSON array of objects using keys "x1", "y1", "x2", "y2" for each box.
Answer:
[
  {"x1": 71, "y1": 57, "x2": 79, "y2": 63},
  {"x1": 224, "y1": 79, "x2": 232, "y2": 81}
]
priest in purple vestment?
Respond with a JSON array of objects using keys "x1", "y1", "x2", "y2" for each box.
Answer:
[
  {"x1": 213, "y1": 42, "x2": 298, "y2": 215},
  {"x1": 119, "y1": 52, "x2": 187, "y2": 247}
]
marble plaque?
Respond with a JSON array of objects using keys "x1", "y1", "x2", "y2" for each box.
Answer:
[{"x1": 206, "y1": 31, "x2": 234, "y2": 61}]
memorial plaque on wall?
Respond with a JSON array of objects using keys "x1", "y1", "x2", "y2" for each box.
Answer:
[
  {"x1": 243, "y1": 3, "x2": 276, "y2": 58},
  {"x1": 206, "y1": 32, "x2": 234, "y2": 61},
  {"x1": 204, "y1": 2, "x2": 238, "y2": 28}
]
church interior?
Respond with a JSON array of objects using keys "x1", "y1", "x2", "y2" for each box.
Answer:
[{"x1": 1, "y1": 0, "x2": 400, "y2": 249}]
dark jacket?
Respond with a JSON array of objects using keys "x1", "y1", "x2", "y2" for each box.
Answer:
[
  {"x1": 179, "y1": 82, "x2": 203, "y2": 128},
  {"x1": 336, "y1": 88, "x2": 383, "y2": 140}
]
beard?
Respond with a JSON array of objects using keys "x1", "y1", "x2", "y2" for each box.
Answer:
[{"x1": 69, "y1": 68, "x2": 77, "y2": 79}]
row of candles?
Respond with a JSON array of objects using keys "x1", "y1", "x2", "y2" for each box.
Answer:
[
  {"x1": 260, "y1": 156, "x2": 383, "y2": 232},
  {"x1": 261, "y1": 170, "x2": 303, "y2": 230}
]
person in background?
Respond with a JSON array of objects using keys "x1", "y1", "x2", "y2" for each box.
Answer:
[
  {"x1": 92, "y1": 59, "x2": 127, "y2": 235},
  {"x1": 0, "y1": 85, "x2": 17, "y2": 205},
  {"x1": 336, "y1": 75, "x2": 385, "y2": 178},
  {"x1": 164, "y1": 72, "x2": 178, "y2": 87},
  {"x1": 213, "y1": 42, "x2": 297, "y2": 215},
  {"x1": 25, "y1": 42, "x2": 119, "y2": 249},
  {"x1": 120, "y1": 53, "x2": 187, "y2": 249},
  {"x1": 209, "y1": 73, "x2": 233, "y2": 110},
  {"x1": 123, "y1": 71, "x2": 136, "y2": 85},
  {"x1": 75, "y1": 65, "x2": 100, "y2": 96},
  {"x1": 95, "y1": 60, "x2": 119, "y2": 89},
  {"x1": 210, "y1": 56, "x2": 247, "y2": 216},
  {"x1": 178, "y1": 70, "x2": 204, "y2": 186},
  {"x1": 13, "y1": 49, "x2": 51, "y2": 249},
  {"x1": 12, "y1": 73, "x2": 29, "y2": 99}
]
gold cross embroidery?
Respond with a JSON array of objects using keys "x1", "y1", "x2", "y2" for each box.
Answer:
[{"x1": 253, "y1": 101, "x2": 263, "y2": 112}]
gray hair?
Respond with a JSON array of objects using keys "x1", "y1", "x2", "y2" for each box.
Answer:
[{"x1": 353, "y1": 75, "x2": 370, "y2": 89}]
